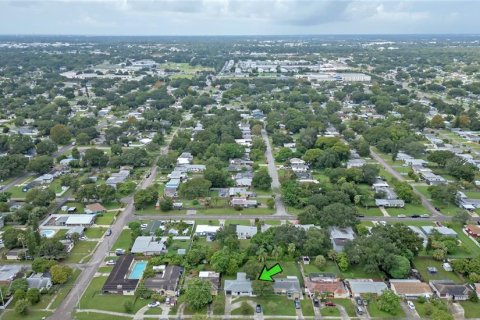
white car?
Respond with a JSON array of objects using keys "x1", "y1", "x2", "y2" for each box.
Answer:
[
  {"x1": 106, "y1": 260, "x2": 116, "y2": 266},
  {"x1": 398, "y1": 214, "x2": 406, "y2": 218},
  {"x1": 407, "y1": 301, "x2": 415, "y2": 310},
  {"x1": 148, "y1": 301, "x2": 160, "y2": 308},
  {"x1": 141, "y1": 224, "x2": 148, "y2": 229}
]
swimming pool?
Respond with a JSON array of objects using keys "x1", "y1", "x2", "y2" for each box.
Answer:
[
  {"x1": 128, "y1": 261, "x2": 148, "y2": 279},
  {"x1": 40, "y1": 229, "x2": 57, "y2": 238}
]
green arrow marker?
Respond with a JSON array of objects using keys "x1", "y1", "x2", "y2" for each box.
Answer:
[{"x1": 258, "y1": 263, "x2": 283, "y2": 282}]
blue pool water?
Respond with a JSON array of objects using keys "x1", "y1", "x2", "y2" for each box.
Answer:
[
  {"x1": 128, "y1": 261, "x2": 148, "y2": 279},
  {"x1": 40, "y1": 229, "x2": 56, "y2": 238}
]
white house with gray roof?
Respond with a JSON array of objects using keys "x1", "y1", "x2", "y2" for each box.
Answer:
[
  {"x1": 131, "y1": 236, "x2": 167, "y2": 255},
  {"x1": 224, "y1": 273, "x2": 253, "y2": 296}
]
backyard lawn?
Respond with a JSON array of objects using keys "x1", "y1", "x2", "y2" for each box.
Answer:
[
  {"x1": 64, "y1": 241, "x2": 97, "y2": 263},
  {"x1": 460, "y1": 301, "x2": 480, "y2": 318},
  {"x1": 413, "y1": 257, "x2": 464, "y2": 283},
  {"x1": 80, "y1": 276, "x2": 148, "y2": 313},
  {"x1": 340, "y1": 264, "x2": 384, "y2": 280},
  {"x1": 303, "y1": 260, "x2": 339, "y2": 275}
]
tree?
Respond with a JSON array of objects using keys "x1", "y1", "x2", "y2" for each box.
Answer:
[
  {"x1": 50, "y1": 265, "x2": 72, "y2": 284},
  {"x1": 377, "y1": 290, "x2": 401, "y2": 314},
  {"x1": 252, "y1": 168, "x2": 272, "y2": 190},
  {"x1": 159, "y1": 197, "x2": 173, "y2": 211},
  {"x1": 427, "y1": 151, "x2": 455, "y2": 167},
  {"x1": 337, "y1": 253, "x2": 349, "y2": 272},
  {"x1": 314, "y1": 255, "x2": 327, "y2": 269},
  {"x1": 430, "y1": 115, "x2": 445, "y2": 128},
  {"x1": 275, "y1": 147, "x2": 294, "y2": 162},
  {"x1": 32, "y1": 257, "x2": 57, "y2": 273},
  {"x1": 266, "y1": 198, "x2": 275, "y2": 209},
  {"x1": 361, "y1": 164, "x2": 380, "y2": 185},
  {"x1": 388, "y1": 255, "x2": 411, "y2": 278},
  {"x1": 50, "y1": 124, "x2": 71, "y2": 145},
  {"x1": 36, "y1": 139, "x2": 57, "y2": 155},
  {"x1": 428, "y1": 184, "x2": 457, "y2": 205},
  {"x1": 26, "y1": 188, "x2": 56, "y2": 206},
  {"x1": 27, "y1": 155, "x2": 53, "y2": 174},
  {"x1": 252, "y1": 280, "x2": 274, "y2": 296},
  {"x1": 76, "y1": 132, "x2": 91, "y2": 145},
  {"x1": 10, "y1": 279, "x2": 28, "y2": 293},
  {"x1": 185, "y1": 279, "x2": 213, "y2": 310},
  {"x1": 453, "y1": 210, "x2": 471, "y2": 226},
  {"x1": 8, "y1": 134, "x2": 34, "y2": 154},
  {"x1": 446, "y1": 157, "x2": 477, "y2": 182},
  {"x1": 179, "y1": 178, "x2": 211, "y2": 199},
  {"x1": 83, "y1": 148, "x2": 109, "y2": 167},
  {"x1": 134, "y1": 185, "x2": 159, "y2": 210},
  {"x1": 14, "y1": 299, "x2": 29, "y2": 315},
  {"x1": 204, "y1": 167, "x2": 230, "y2": 188},
  {"x1": 26, "y1": 288, "x2": 41, "y2": 304},
  {"x1": 38, "y1": 239, "x2": 67, "y2": 260}
]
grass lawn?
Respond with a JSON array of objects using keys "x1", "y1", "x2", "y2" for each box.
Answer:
[
  {"x1": 113, "y1": 229, "x2": 132, "y2": 251},
  {"x1": 303, "y1": 260, "x2": 339, "y2": 275},
  {"x1": 301, "y1": 299, "x2": 315, "y2": 316},
  {"x1": 386, "y1": 203, "x2": 430, "y2": 216},
  {"x1": 320, "y1": 306, "x2": 341, "y2": 317},
  {"x1": 197, "y1": 207, "x2": 274, "y2": 215},
  {"x1": 64, "y1": 241, "x2": 97, "y2": 263},
  {"x1": 449, "y1": 225, "x2": 480, "y2": 258},
  {"x1": 253, "y1": 295, "x2": 296, "y2": 316},
  {"x1": 367, "y1": 299, "x2": 405, "y2": 318},
  {"x1": 168, "y1": 239, "x2": 191, "y2": 254},
  {"x1": 231, "y1": 302, "x2": 254, "y2": 315},
  {"x1": 212, "y1": 294, "x2": 225, "y2": 315},
  {"x1": 357, "y1": 207, "x2": 384, "y2": 216},
  {"x1": 85, "y1": 227, "x2": 106, "y2": 239},
  {"x1": 80, "y1": 276, "x2": 147, "y2": 313},
  {"x1": 2, "y1": 310, "x2": 52, "y2": 320},
  {"x1": 8, "y1": 186, "x2": 26, "y2": 199},
  {"x1": 144, "y1": 307, "x2": 163, "y2": 315},
  {"x1": 74, "y1": 312, "x2": 132, "y2": 320},
  {"x1": 332, "y1": 299, "x2": 356, "y2": 317},
  {"x1": 265, "y1": 260, "x2": 303, "y2": 286},
  {"x1": 50, "y1": 269, "x2": 81, "y2": 309},
  {"x1": 460, "y1": 301, "x2": 480, "y2": 318},
  {"x1": 413, "y1": 257, "x2": 464, "y2": 283},
  {"x1": 341, "y1": 264, "x2": 384, "y2": 280},
  {"x1": 96, "y1": 212, "x2": 118, "y2": 225}
]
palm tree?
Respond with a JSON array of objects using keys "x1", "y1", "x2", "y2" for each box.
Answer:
[
  {"x1": 272, "y1": 246, "x2": 284, "y2": 260},
  {"x1": 287, "y1": 243, "x2": 296, "y2": 257},
  {"x1": 256, "y1": 248, "x2": 268, "y2": 263}
]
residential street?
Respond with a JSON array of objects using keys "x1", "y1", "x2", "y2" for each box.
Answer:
[
  {"x1": 261, "y1": 128, "x2": 290, "y2": 216},
  {"x1": 370, "y1": 147, "x2": 442, "y2": 217}
]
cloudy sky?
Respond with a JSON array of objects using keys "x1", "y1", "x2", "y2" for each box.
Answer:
[{"x1": 0, "y1": 0, "x2": 479, "y2": 35}]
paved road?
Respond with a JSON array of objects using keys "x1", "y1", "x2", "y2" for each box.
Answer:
[
  {"x1": 370, "y1": 147, "x2": 442, "y2": 218},
  {"x1": 261, "y1": 128, "x2": 289, "y2": 216}
]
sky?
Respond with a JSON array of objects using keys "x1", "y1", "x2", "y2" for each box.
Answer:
[{"x1": 0, "y1": 0, "x2": 479, "y2": 36}]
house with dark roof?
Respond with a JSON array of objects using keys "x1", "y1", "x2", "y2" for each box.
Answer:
[
  {"x1": 429, "y1": 280, "x2": 471, "y2": 300},
  {"x1": 273, "y1": 276, "x2": 302, "y2": 299},
  {"x1": 0, "y1": 265, "x2": 23, "y2": 285},
  {"x1": 102, "y1": 254, "x2": 140, "y2": 295},
  {"x1": 330, "y1": 227, "x2": 355, "y2": 252},
  {"x1": 198, "y1": 271, "x2": 220, "y2": 295},
  {"x1": 144, "y1": 265, "x2": 183, "y2": 296}
]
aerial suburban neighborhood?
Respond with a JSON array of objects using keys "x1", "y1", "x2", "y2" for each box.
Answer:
[{"x1": 2, "y1": 4, "x2": 480, "y2": 319}]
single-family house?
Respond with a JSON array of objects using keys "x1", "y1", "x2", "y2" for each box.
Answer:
[
  {"x1": 235, "y1": 225, "x2": 257, "y2": 239},
  {"x1": 144, "y1": 265, "x2": 183, "y2": 296},
  {"x1": 102, "y1": 255, "x2": 140, "y2": 295},
  {"x1": 224, "y1": 273, "x2": 253, "y2": 296},
  {"x1": 106, "y1": 170, "x2": 130, "y2": 188},
  {"x1": 290, "y1": 158, "x2": 305, "y2": 166},
  {"x1": 235, "y1": 177, "x2": 253, "y2": 187},
  {"x1": 27, "y1": 273, "x2": 53, "y2": 292},
  {"x1": 177, "y1": 152, "x2": 193, "y2": 165},
  {"x1": 375, "y1": 199, "x2": 405, "y2": 208},
  {"x1": 390, "y1": 279, "x2": 433, "y2": 299},
  {"x1": 348, "y1": 279, "x2": 388, "y2": 296},
  {"x1": 66, "y1": 226, "x2": 85, "y2": 239},
  {"x1": 429, "y1": 280, "x2": 471, "y2": 300},
  {"x1": 85, "y1": 203, "x2": 107, "y2": 214},
  {"x1": 465, "y1": 224, "x2": 480, "y2": 238},
  {"x1": 273, "y1": 276, "x2": 302, "y2": 299},
  {"x1": 195, "y1": 225, "x2": 221, "y2": 237},
  {"x1": 131, "y1": 236, "x2": 167, "y2": 255},
  {"x1": 0, "y1": 265, "x2": 23, "y2": 285},
  {"x1": 330, "y1": 227, "x2": 355, "y2": 252},
  {"x1": 230, "y1": 198, "x2": 257, "y2": 208},
  {"x1": 347, "y1": 159, "x2": 366, "y2": 169},
  {"x1": 5, "y1": 249, "x2": 28, "y2": 260},
  {"x1": 305, "y1": 273, "x2": 349, "y2": 298},
  {"x1": 199, "y1": 271, "x2": 221, "y2": 295},
  {"x1": 421, "y1": 172, "x2": 447, "y2": 185},
  {"x1": 421, "y1": 226, "x2": 457, "y2": 238},
  {"x1": 291, "y1": 164, "x2": 309, "y2": 173}
]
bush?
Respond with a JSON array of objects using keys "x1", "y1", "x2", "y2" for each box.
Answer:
[
  {"x1": 26, "y1": 288, "x2": 41, "y2": 304},
  {"x1": 15, "y1": 299, "x2": 29, "y2": 315},
  {"x1": 124, "y1": 300, "x2": 133, "y2": 313}
]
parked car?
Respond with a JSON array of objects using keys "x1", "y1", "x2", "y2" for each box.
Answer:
[
  {"x1": 148, "y1": 301, "x2": 160, "y2": 308},
  {"x1": 115, "y1": 248, "x2": 125, "y2": 256},
  {"x1": 398, "y1": 214, "x2": 406, "y2": 218},
  {"x1": 106, "y1": 229, "x2": 112, "y2": 236},
  {"x1": 256, "y1": 304, "x2": 262, "y2": 313},
  {"x1": 313, "y1": 298, "x2": 320, "y2": 307},
  {"x1": 355, "y1": 297, "x2": 363, "y2": 306},
  {"x1": 141, "y1": 224, "x2": 148, "y2": 229},
  {"x1": 411, "y1": 214, "x2": 420, "y2": 218},
  {"x1": 325, "y1": 301, "x2": 336, "y2": 307},
  {"x1": 420, "y1": 214, "x2": 430, "y2": 218},
  {"x1": 106, "y1": 260, "x2": 116, "y2": 266},
  {"x1": 407, "y1": 301, "x2": 415, "y2": 310},
  {"x1": 356, "y1": 306, "x2": 364, "y2": 315},
  {"x1": 294, "y1": 298, "x2": 301, "y2": 309}
]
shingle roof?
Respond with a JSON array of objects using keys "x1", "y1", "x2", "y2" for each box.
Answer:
[{"x1": 102, "y1": 255, "x2": 139, "y2": 292}]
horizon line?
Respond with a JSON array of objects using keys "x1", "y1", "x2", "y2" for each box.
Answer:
[{"x1": 0, "y1": 33, "x2": 480, "y2": 37}]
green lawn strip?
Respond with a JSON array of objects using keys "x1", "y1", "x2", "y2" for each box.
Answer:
[
  {"x1": 64, "y1": 241, "x2": 98, "y2": 263},
  {"x1": 8, "y1": 186, "x2": 26, "y2": 199},
  {"x1": 332, "y1": 299, "x2": 356, "y2": 317},
  {"x1": 386, "y1": 203, "x2": 430, "y2": 216},
  {"x1": 460, "y1": 301, "x2": 480, "y2": 318},
  {"x1": 85, "y1": 227, "x2": 106, "y2": 238},
  {"x1": 2, "y1": 310, "x2": 52, "y2": 320},
  {"x1": 449, "y1": 225, "x2": 480, "y2": 258},
  {"x1": 97, "y1": 266, "x2": 113, "y2": 273},
  {"x1": 50, "y1": 269, "x2": 81, "y2": 309},
  {"x1": 231, "y1": 302, "x2": 254, "y2": 315},
  {"x1": 357, "y1": 207, "x2": 384, "y2": 216},
  {"x1": 197, "y1": 208, "x2": 274, "y2": 215},
  {"x1": 301, "y1": 299, "x2": 315, "y2": 316},
  {"x1": 212, "y1": 294, "x2": 226, "y2": 315},
  {"x1": 168, "y1": 240, "x2": 191, "y2": 254},
  {"x1": 303, "y1": 260, "x2": 339, "y2": 275},
  {"x1": 367, "y1": 299, "x2": 405, "y2": 318},
  {"x1": 103, "y1": 202, "x2": 123, "y2": 210},
  {"x1": 143, "y1": 307, "x2": 163, "y2": 315},
  {"x1": 113, "y1": 229, "x2": 132, "y2": 251},
  {"x1": 74, "y1": 311, "x2": 132, "y2": 320},
  {"x1": 320, "y1": 306, "x2": 341, "y2": 317},
  {"x1": 79, "y1": 276, "x2": 147, "y2": 313},
  {"x1": 413, "y1": 257, "x2": 464, "y2": 283},
  {"x1": 63, "y1": 202, "x2": 85, "y2": 212},
  {"x1": 96, "y1": 212, "x2": 118, "y2": 225},
  {"x1": 341, "y1": 264, "x2": 384, "y2": 279},
  {"x1": 252, "y1": 295, "x2": 296, "y2": 316}
]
